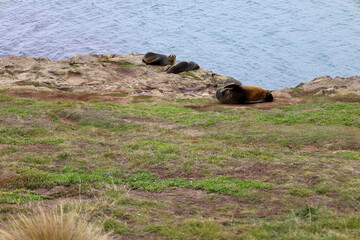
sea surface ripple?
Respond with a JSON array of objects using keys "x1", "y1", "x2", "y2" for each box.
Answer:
[{"x1": 1, "y1": 0, "x2": 360, "y2": 89}]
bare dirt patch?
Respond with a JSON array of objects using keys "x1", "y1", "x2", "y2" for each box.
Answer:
[
  {"x1": 24, "y1": 144, "x2": 55, "y2": 153},
  {"x1": 130, "y1": 188, "x2": 246, "y2": 219},
  {"x1": 0, "y1": 172, "x2": 17, "y2": 188},
  {"x1": 184, "y1": 104, "x2": 215, "y2": 112},
  {"x1": 224, "y1": 162, "x2": 286, "y2": 184},
  {"x1": 3, "y1": 86, "x2": 339, "y2": 112},
  {"x1": 129, "y1": 187, "x2": 294, "y2": 220},
  {"x1": 6, "y1": 89, "x2": 134, "y2": 104}
]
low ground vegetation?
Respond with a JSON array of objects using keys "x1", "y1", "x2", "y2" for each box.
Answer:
[{"x1": 0, "y1": 89, "x2": 359, "y2": 239}]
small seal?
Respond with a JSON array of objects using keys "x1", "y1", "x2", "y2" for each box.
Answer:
[
  {"x1": 166, "y1": 61, "x2": 200, "y2": 74},
  {"x1": 216, "y1": 84, "x2": 273, "y2": 104},
  {"x1": 142, "y1": 52, "x2": 176, "y2": 66}
]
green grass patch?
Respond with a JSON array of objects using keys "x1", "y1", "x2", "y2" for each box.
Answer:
[
  {"x1": 184, "y1": 71, "x2": 202, "y2": 81},
  {"x1": 93, "y1": 102, "x2": 238, "y2": 126},
  {"x1": 0, "y1": 97, "x2": 63, "y2": 117},
  {"x1": 0, "y1": 93, "x2": 13, "y2": 102},
  {"x1": 238, "y1": 209, "x2": 360, "y2": 240},
  {"x1": 127, "y1": 140, "x2": 179, "y2": 153},
  {"x1": 103, "y1": 218, "x2": 129, "y2": 234},
  {"x1": 0, "y1": 145, "x2": 23, "y2": 155},
  {"x1": 0, "y1": 126, "x2": 64, "y2": 144},
  {"x1": 69, "y1": 64, "x2": 79, "y2": 69},
  {"x1": 11, "y1": 167, "x2": 123, "y2": 189},
  {"x1": 291, "y1": 87, "x2": 304, "y2": 93},
  {"x1": 0, "y1": 189, "x2": 49, "y2": 204},
  {"x1": 288, "y1": 186, "x2": 314, "y2": 197},
  {"x1": 259, "y1": 102, "x2": 360, "y2": 126},
  {"x1": 122, "y1": 140, "x2": 180, "y2": 166},
  {"x1": 334, "y1": 151, "x2": 360, "y2": 160},
  {"x1": 228, "y1": 122, "x2": 360, "y2": 150},
  {"x1": 148, "y1": 218, "x2": 227, "y2": 240},
  {"x1": 175, "y1": 98, "x2": 214, "y2": 104},
  {"x1": 231, "y1": 149, "x2": 275, "y2": 161},
  {"x1": 57, "y1": 107, "x2": 141, "y2": 131},
  {"x1": 15, "y1": 81, "x2": 55, "y2": 89},
  {"x1": 78, "y1": 118, "x2": 138, "y2": 132},
  {"x1": 1, "y1": 89, "x2": 360, "y2": 239},
  {"x1": 115, "y1": 62, "x2": 147, "y2": 67},
  {"x1": 110, "y1": 93, "x2": 128, "y2": 97},
  {"x1": 131, "y1": 95, "x2": 153, "y2": 103},
  {"x1": 20, "y1": 154, "x2": 51, "y2": 165},
  {"x1": 116, "y1": 62, "x2": 137, "y2": 66},
  {"x1": 0, "y1": 106, "x2": 37, "y2": 117},
  {"x1": 127, "y1": 170, "x2": 274, "y2": 195}
]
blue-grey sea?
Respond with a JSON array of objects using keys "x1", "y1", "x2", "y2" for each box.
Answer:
[{"x1": 1, "y1": 0, "x2": 360, "y2": 89}]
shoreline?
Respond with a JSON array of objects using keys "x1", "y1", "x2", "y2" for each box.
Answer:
[{"x1": 0, "y1": 53, "x2": 359, "y2": 99}]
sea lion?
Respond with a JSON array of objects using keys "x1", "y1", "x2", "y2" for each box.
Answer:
[
  {"x1": 142, "y1": 52, "x2": 176, "y2": 66},
  {"x1": 166, "y1": 61, "x2": 200, "y2": 74},
  {"x1": 216, "y1": 84, "x2": 273, "y2": 104}
]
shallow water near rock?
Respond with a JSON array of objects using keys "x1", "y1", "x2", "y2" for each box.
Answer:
[{"x1": 1, "y1": 0, "x2": 360, "y2": 90}]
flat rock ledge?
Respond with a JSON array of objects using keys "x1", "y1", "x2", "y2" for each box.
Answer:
[
  {"x1": 0, "y1": 53, "x2": 240, "y2": 98},
  {"x1": 295, "y1": 75, "x2": 360, "y2": 94},
  {"x1": 0, "y1": 53, "x2": 359, "y2": 99}
]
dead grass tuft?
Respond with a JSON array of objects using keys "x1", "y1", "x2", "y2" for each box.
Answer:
[{"x1": 0, "y1": 206, "x2": 111, "y2": 240}]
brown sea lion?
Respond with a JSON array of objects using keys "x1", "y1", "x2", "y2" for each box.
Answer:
[
  {"x1": 142, "y1": 52, "x2": 176, "y2": 66},
  {"x1": 216, "y1": 84, "x2": 273, "y2": 104},
  {"x1": 166, "y1": 61, "x2": 200, "y2": 74}
]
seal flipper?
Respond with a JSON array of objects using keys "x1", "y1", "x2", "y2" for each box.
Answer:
[
  {"x1": 146, "y1": 57, "x2": 162, "y2": 65},
  {"x1": 142, "y1": 59, "x2": 149, "y2": 65},
  {"x1": 163, "y1": 65, "x2": 172, "y2": 72}
]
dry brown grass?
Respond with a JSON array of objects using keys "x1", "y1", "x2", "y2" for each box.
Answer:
[{"x1": 0, "y1": 206, "x2": 111, "y2": 240}]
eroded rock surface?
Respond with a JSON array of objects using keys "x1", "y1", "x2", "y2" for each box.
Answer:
[
  {"x1": 296, "y1": 75, "x2": 360, "y2": 95},
  {"x1": 1, "y1": 54, "x2": 359, "y2": 101},
  {"x1": 0, "y1": 53, "x2": 240, "y2": 98}
]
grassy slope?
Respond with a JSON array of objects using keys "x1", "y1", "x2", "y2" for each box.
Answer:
[{"x1": 0, "y1": 89, "x2": 360, "y2": 239}]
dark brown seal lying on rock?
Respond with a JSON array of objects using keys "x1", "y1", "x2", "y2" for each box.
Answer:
[
  {"x1": 216, "y1": 84, "x2": 273, "y2": 104},
  {"x1": 166, "y1": 61, "x2": 200, "y2": 74},
  {"x1": 142, "y1": 52, "x2": 176, "y2": 66}
]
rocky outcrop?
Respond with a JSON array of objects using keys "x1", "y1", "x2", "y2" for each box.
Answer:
[
  {"x1": 0, "y1": 53, "x2": 240, "y2": 98},
  {"x1": 1, "y1": 53, "x2": 358, "y2": 99},
  {"x1": 296, "y1": 75, "x2": 360, "y2": 95}
]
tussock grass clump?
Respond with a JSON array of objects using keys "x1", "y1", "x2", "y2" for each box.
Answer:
[{"x1": 0, "y1": 206, "x2": 111, "y2": 240}]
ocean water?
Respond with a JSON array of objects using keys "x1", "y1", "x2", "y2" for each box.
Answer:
[{"x1": 1, "y1": 0, "x2": 360, "y2": 90}]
